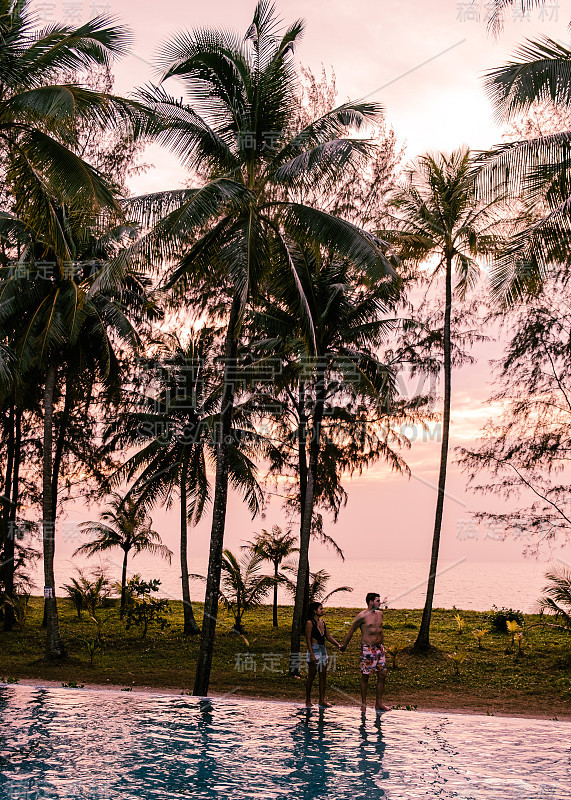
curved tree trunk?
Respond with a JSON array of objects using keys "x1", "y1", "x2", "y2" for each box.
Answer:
[
  {"x1": 181, "y1": 458, "x2": 200, "y2": 635},
  {"x1": 415, "y1": 255, "x2": 452, "y2": 650},
  {"x1": 193, "y1": 294, "x2": 241, "y2": 696},
  {"x1": 288, "y1": 381, "x2": 307, "y2": 672},
  {"x1": 43, "y1": 363, "x2": 66, "y2": 660},
  {"x1": 290, "y1": 367, "x2": 325, "y2": 671}
]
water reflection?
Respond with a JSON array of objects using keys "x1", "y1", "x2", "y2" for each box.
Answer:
[
  {"x1": 1, "y1": 687, "x2": 570, "y2": 800},
  {"x1": 285, "y1": 706, "x2": 388, "y2": 799}
]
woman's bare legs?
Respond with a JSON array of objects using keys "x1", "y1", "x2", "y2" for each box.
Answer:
[{"x1": 306, "y1": 660, "x2": 317, "y2": 706}]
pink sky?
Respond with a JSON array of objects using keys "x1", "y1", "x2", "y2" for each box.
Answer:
[{"x1": 30, "y1": 1, "x2": 571, "y2": 572}]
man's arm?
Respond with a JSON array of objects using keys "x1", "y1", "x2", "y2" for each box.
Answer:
[{"x1": 340, "y1": 613, "x2": 363, "y2": 651}]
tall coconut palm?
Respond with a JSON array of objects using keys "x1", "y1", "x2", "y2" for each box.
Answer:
[
  {"x1": 0, "y1": 213, "x2": 156, "y2": 657},
  {"x1": 0, "y1": 2, "x2": 153, "y2": 657},
  {"x1": 74, "y1": 492, "x2": 172, "y2": 615},
  {"x1": 105, "y1": 328, "x2": 263, "y2": 634},
  {"x1": 247, "y1": 526, "x2": 297, "y2": 627},
  {"x1": 389, "y1": 148, "x2": 501, "y2": 650},
  {"x1": 251, "y1": 246, "x2": 406, "y2": 667},
  {"x1": 109, "y1": 0, "x2": 397, "y2": 695}
]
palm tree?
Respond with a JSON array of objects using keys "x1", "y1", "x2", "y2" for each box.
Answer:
[
  {"x1": 389, "y1": 148, "x2": 501, "y2": 650},
  {"x1": 477, "y1": 16, "x2": 571, "y2": 303},
  {"x1": 486, "y1": 1, "x2": 545, "y2": 36},
  {"x1": 0, "y1": 1, "x2": 140, "y2": 260},
  {"x1": 247, "y1": 526, "x2": 297, "y2": 627},
  {"x1": 105, "y1": 328, "x2": 263, "y2": 634},
  {"x1": 0, "y1": 2, "x2": 150, "y2": 659},
  {"x1": 539, "y1": 569, "x2": 571, "y2": 632},
  {"x1": 0, "y1": 213, "x2": 156, "y2": 656},
  {"x1": 62, "y1": 568, "x2": 110, "y2": 619},
  {"x1": 219, "y1": 548, "x2": 274, "y2": 634},
  {"x1": 306, "y1": 569, "x2": 353, "y2": 605},
  {"x1": 74, "y1": 492, "x2": 172, "y2": 616},
  {"x1": 251, "y1": 248, "x2": 405, "y2": 666},
  {"x1": 284, "y1": 566, "x2": 352, "y2": 605},
  {"x1": 113, "y1": 0, "x2": 396, "y2": 695}
]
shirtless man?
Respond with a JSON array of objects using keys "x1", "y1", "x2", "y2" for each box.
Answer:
[{"x1": 340, "y1": 592, "x2": 390, "y2": 713}]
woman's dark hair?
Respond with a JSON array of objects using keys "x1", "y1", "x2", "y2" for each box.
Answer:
[{"x1": 307, "y1": 601, "x2": 322, "y2": 619}]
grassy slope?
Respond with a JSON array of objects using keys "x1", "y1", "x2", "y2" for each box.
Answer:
[{"x1": 1, "y1": 598, "x2": 571, "y2": 718}]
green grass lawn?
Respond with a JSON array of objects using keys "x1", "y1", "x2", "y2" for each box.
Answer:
[{"x1": 1, "y1": 598, "x2": 571, "y2": 718}]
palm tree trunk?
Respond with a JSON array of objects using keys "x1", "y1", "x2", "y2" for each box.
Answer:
[
  {"x1": 181, "y1": 457, "x2": 200, "y2": 635},
  {"x1": 3, "y1": 408, "x2": 21, "y2": 632},
  {"x1": 193, "y1": 294, "x2": 241, "y2": 696},
  {"x1": 43, "y1": 363, "x2": 66, "y2": 660},
  {"x1": 290, "y1": 366, "x2": 325, "y2": 671},
  {"x1": 2, "y1": 400, "x2": 15, "y2": 631},
  {"x1": 51, "y1": 370, "x2": 72, "y2": 520},
  {"x1": 415, "y1": 255, "x2": 452, "y2": 650},
  {"x1": 273, "y1": 562, "x2": 278, "y2": 628},
  {"x1": 297, "y1": 381, "x2": 311, "y2": 629},
  {"x1": 120, "y1": 548, "x2": 129, "y2": 617}
]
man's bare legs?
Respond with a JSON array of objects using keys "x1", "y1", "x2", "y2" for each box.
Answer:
[
  {"x1": 361, "y1": 669, "x2": 390, "y2": 712},
  {"x1": 360, "y1": 672, "x2": 369, "y2": 713},
  {"x1": 375, "y1": 669, "x2": 390, "y2": 712}
]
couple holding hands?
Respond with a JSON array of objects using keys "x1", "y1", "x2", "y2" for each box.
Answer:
[{"x1": 305, "y1": 592, "x2": 390, "y2": 713}]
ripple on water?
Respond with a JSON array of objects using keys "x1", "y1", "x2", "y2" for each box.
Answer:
[{"x1": 0, "y1": 686, "x2": 570, "y2": 800}]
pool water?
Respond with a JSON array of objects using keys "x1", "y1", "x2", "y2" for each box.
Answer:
[{"x1": 0, "y1": 686, "x2": 569, "y2": 799}]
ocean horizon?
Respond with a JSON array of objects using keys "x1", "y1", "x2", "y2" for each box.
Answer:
[{"x1": 34, "y1": 552, "x2": 568, "y2": 614}]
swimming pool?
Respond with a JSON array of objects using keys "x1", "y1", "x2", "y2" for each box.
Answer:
[{"x1": 0, "y1": 685, "x2": 569, "y2": 799}]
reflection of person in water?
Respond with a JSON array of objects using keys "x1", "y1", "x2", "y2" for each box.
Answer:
[
  {"x1": 357, "y1": 715, "x2": 389, "y2": 798},
  {"x1": 286, "y1": 707, "x2": 334, "y2": 799},
  {"x1": 285, "y1": 708, "x2": 389, "y2": 799}
]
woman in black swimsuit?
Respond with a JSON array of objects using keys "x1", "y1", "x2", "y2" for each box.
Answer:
[{"x1": 305, "y1": 601, "x2": 341, "y2": 708}]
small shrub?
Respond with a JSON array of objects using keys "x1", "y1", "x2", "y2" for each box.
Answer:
[
  {"x1": 1, "y1": 592, "x2": 31, "y2": 630},
  {"x1": 385, "y1": 642, "x2": 406, "y2": 669},
  {"x1": 447, "y1": 652, "x2": 467, "y2": 674},
  {"x1": 61, "y1": 682, "x2": 84, "y2": 688},
  {"x1": 505, "y1": 619, "x2": 521, "y2": 646},
  {"x1": 486, "y1": 606, "x2": 524, "y2": 632},
  {"x1": 454, "y1": 613, "x2": 465, "y2": 634},
  {"x1": 1, "y1": 676, "x2": 19, "y2": 684},
  {"x1": 83, "y1": 637, "x2": 102, "y2": 667},
  {"x1": 123, "y1": 576, "x2": 170, "y2": 638},
  {"x1": 472, "y1": 629, "x2": 488, "y2": 649},
  {"x1": 62, "y1": 570, "x2": 111, "y2": 620},
  {"x1": 446, "y1": 652, "x2": 467, "y2": 675}
]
